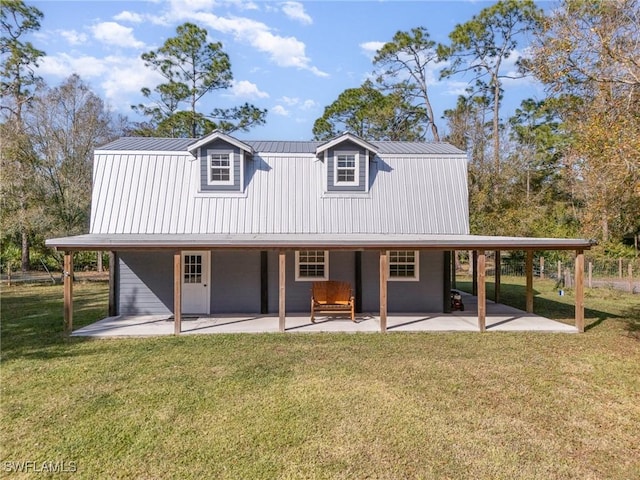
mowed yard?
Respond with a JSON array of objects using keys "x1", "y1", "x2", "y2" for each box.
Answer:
[{"x1": 1, "y1": 278, "x2": 639, "y2": 479}]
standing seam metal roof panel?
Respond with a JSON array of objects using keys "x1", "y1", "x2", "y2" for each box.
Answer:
[
  {"x1": 97, "y1": 137, "x2": 466, "y2": 156},
  {"x1": 89, "y1": 148, "x2": 469, "y2": 236}
]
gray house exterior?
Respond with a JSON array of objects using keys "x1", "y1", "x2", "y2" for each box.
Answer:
[
  {"x1": 47, "y1": 130, "x2": 593, "y2": 333},
  {"x1": 92, "y1": 131, "x2": 468, "y2": 316}
]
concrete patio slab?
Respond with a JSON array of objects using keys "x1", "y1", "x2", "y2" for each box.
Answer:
[{"x1": 71, "y1": 292, "x2": 578, "y2": 337}]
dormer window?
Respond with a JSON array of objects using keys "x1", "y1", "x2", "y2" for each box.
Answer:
[
  {"x1": 208, "y1": 152, "x2": 233, "y2": 185},
  {"x1": 335, "y1": 152, "x2": 358, "y2": 185},
  {"x1": 315, "y1": 132, "x2": 377, "y2": 194}
]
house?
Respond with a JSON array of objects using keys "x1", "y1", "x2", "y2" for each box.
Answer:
[{"x1": 47, "y1": 131, "x2": 593, "y2": 334}]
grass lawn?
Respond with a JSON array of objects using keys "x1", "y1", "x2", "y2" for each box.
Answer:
[{"x1": 1, "y1": 280, "x2": 639, "y2": 479}]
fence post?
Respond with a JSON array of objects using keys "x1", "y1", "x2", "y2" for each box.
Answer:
[
  {"x1": 557, "y1": 261, "x2": 562, "y2": 281},
  {"x1": 564, "y1": 267, "x2": 572, "y2": 288},
  {"x1": 540, "y1": 256, "x2": 545, "y2": 279},
  {"x1": 588, "y1": 262, "x2": 593, "y2": 288},
  {"x1": 619, "y1": 258, "x2": 623, "y2": 278},
  {"x1": 629, "y1": 263, "x2": 634, "y2": 293}
]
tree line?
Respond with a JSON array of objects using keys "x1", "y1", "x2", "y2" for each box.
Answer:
[{"x1": 1, "y1": 0, "x2": 639, "y2": 273}]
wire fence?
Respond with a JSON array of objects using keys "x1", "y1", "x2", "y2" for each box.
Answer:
[{"x1": 455, "y1": 254, "x2": 639, "y2": 294}]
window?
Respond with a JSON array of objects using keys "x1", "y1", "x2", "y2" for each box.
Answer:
[
  {"x1": 295, "y1": 250, "x2": 329, "y2": 281},
  {"x1": 209, "y1": 153, "x2": 233, "y2": 185},
  {"x1": 184, "y1": 254, "x2": 203, "y2": 283},
  {"x1": 334, "y1": 152, "x2": 359, "y2": 186},
  {"x1": 388, "y1": 250, "x2": 419, "y2": 281}
]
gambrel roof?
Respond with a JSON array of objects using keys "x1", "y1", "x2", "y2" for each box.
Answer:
[
  {"x1": 89, "y1": 134, "x2": 470, "y2": 236},
  {"x1": 48, "y1": 131, "x2": 594, "y2": 253}
]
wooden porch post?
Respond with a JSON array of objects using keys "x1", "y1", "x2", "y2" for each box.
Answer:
[
  {"x1": 526, "y1": 250, "x2": 534, "y2": 313},
  {"x1": 279, "y1": 250, "x2": 286, "y2": 332},
  {"x1": 379, "y1": 250, "x2": 388, "y2": 333},
  {"x1": 63, "y1": 251, "x2": 74, "y2": 334},
  {"x1": 174, "y1": 251, "x2": 182, "y2": 335},
  {"x1": 575, "y1": 250, "x2": 585, "y2": 333},
  {"x1": 494, "y1": 250, "x2": 501, "y2": 303},
  {"x1": 477, "y1": 251, "x2": 486, "y2": 332}
]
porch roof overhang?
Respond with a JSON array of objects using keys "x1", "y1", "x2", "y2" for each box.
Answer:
[{"x1": 46, "y1": 233, "x2": 595, "y2": 252}]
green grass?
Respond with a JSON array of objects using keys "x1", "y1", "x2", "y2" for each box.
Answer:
[{"x1": 1, "y1": 281, "x2": 639, "y2": 479}]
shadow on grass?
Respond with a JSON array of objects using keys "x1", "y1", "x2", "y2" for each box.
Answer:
[
  {"x1": 0, "y1": 282, "x2": 109, "y2": 362},
  {"x1": 622, "y1": 304, "x2": 640, "y2": 339},
  {"x1": 454, "y1": 280, "x2": 620, "y2": 331}
]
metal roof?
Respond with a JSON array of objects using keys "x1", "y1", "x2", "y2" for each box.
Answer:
[
  {"x1": 46, "y1": 233, "x2": 595, "y2": 251},
  {"x1": 97, "y1": 137, "x2": 466, "y2": 155},
  {"x1": 86, "y1": 151, "x2": 470, "y2": 236}
]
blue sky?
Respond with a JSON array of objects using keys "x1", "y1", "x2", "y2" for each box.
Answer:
[{"x1": 29, "y1": 0, "x2": 548, "y2": 140}]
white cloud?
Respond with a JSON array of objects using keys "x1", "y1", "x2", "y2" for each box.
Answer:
[
  {"x1": 301, "y1": 99, "x2": 316, "y2": 110},
  {"x1": 281, "y1": 2, "x2": 312, "y2": 25},
  {"x1": 442, "y1": 80, "x2": 473, "y2": 97},
  {"x1": 279, "y1": 97, "x2": 316, "y2": 110},
  {"x1": 231, "y1": 80, "x2": 269, "y2": 99},
  {"x1": 59, "y1": 29, "x2": 87, "y2": 46},
  {"x1": 39, "y1": 53, "x2": 109, "y2": 78},
  {"x1": 91, "y1": 22, "x2": 145, "y2": 49},
  {"x1": 272, "y1": 105, "x2": 289, "y2": 116},
  {"x1": 113, "y1": 11, "x2": 144, "y2": 23},
  {"x1": 37, "y1": 53, "x2": 163, "y2": 112},
  {"x1": 160, "y1": 4, "x2": 328, "y2": 77},
  {"x1": 360, "y1": 41, "x2": 385, "y2": 58}
]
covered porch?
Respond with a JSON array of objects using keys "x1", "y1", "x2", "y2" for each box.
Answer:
[
  {"x1": 46, "y1": 233, "x2": 594, "y2": 336},
  {"x1": 69, "y1": 291, "x2": 578, "y2": 336}
]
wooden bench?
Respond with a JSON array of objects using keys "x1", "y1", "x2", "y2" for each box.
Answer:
[{"x1": 310, "y1": 281, "x2": 355, "y2": 322}]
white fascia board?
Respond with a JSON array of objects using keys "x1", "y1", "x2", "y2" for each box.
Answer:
[
  {"x1": 187, "y1": 130, "x2": 253, "y2": 155},
  {"x1": 315, "y1": 132, "x2": 378, "y2": 156}
]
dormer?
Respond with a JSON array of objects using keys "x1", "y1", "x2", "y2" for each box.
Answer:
[
  {"x1": 316, "y1": 132, "x2": 378, "y2": 194},
  {"x1": 188, "y1": 131, "x2": 253, "y2": 193}
]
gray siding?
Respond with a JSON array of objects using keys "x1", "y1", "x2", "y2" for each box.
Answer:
[
  {"x1": 210, "y1": 250, "x2": 261, "y2": 313},
  {"x1": 267, "y1": 250, "x2": 355, "y2": 313},
  {"x1": 200, "y1": 139, "x2": 241, "y2": 192},
  {"x1": 361, "y1": 250, "x2": 443, "y2": 313},
  {"x1": 266, "y1": 250, "x2": 441, "y2": 314},
  {"x1": 118, "y1": 251, "x2": 173, "y2": 314},
  {"x1": 116, "y1": 249, "x2": 444, "y2": 316},
  {"x1": 327, "y1": 141, "x2": 367, "y2": 192}
]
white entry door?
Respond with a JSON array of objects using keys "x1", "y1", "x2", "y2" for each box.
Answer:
[{"x1": 182, "y1": 251, "x2": 210, "y2": 314}]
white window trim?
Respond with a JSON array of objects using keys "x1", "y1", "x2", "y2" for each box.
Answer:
[
  {"x1": 207, "y1": 151, "x2": 234, "y2": 186},
  {"x1": 334, "y1": 151, "x2": 359, "y2": 187},
  {"x1": 295, "y1": 250, "x2": 329, "y2": 281},
  {"x1": 387, "y1": 250, "x2": 420, "y2": 282}
]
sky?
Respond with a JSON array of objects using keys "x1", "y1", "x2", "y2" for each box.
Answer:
[{"x1": 27, "y1": 0, "x2": 549, "y2": 141}]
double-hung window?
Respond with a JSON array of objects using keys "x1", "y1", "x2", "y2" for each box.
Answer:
[
  {"x1": 334, "y1": 152, "x2": 358, "y2": 186},
  {"x1": 209, "y1": 153, "x2": 233, "y2": 185},
  {"x1": 295, "y1": 250, "x2": 329, "y2": 281},
  {"x1": 388, "y1": 250, "x2": 419, "y2": 281}
]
